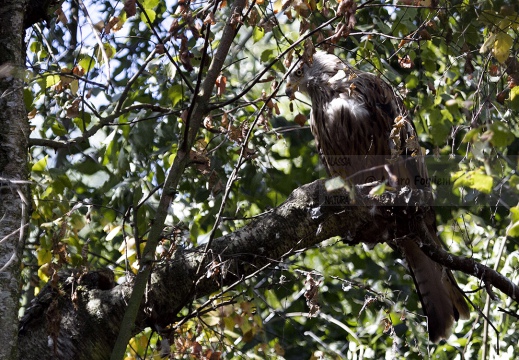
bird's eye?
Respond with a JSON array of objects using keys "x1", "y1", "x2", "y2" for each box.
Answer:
[{"x1": 295, "y1": 69, "x2": 303, "y2": 77}]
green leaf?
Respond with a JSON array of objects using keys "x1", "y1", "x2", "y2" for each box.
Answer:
[
  {"x1": 462, "y1": 128, "x2": 479, "y2": 143},
  {"x1": 32, "y1": 155, "x2": 48, "y2": 172},
  {"x1": 50, "y1": 122, "x2": 65, "y2": 136},
  {"x1": 168, "y1": 84, "x2": 185, "y2": 106},
  {"x1": 479, "y1": 33, "x2": 496, "y2": 54},
  {"x1": 509, "y1": 174, "x2": 519, "y2": 191},
  {"x1": 29, "y1": 42, "x2": 41, "y2": 53},
  {"x1": 70, "y1": 80, "x2": 79, "y2": 95},
  {"x1": 155, "y1": 165, "x2": 165, "y2": 184},
  {"x1": 78, "y1": 55, "x2": 96, "y2": 72},
  {"x1": 72, "y1": 114, "x2": 91, "y2": 132},
  {"x1": 75, "y1": 156, "x2": 102, "y2": 175},
  {"x1": 253, "y1": 27, "x2": 264, "y2": 43},
  {"x1": 142, "y1": 0, "x2": 159, "y2": 9},
  {"x1": 428, "y1": 109, "x2": 452, "y2": 145},
  {"x1": 261, "y1": 49, "x2": 273, "y2": 63},
  {"x1": 405, "y1": 74, "x2": 419, "y2": 90},
  {"x1": 140, "y1": 8, "x2": 156, "y2": 25},
  {"x1": 486, "y1": 121, "x2": 515, "y2": 147},
  {"x1": 95, "y1": 43, "x2": 116, "y2": 63}
]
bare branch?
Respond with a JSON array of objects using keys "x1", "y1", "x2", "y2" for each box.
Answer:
[{"x1": 77, "y1": 0, "x2": 111, "y2": 86}]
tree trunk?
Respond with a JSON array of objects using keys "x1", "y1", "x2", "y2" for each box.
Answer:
[{"x1": 0, "y1": 1, "x2": 29, "y2": 359}]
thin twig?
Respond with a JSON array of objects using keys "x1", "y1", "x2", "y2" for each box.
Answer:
[{"x1": 77, "y1": 0, "x2": 111, "y2": 86}]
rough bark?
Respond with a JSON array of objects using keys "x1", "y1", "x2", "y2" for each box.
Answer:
[
  {"x1": 17, "y1": 180, "x2": 519, "y2": 359},
  {"x1": 0, "y1": 1, "x2": 30, "y2": 359}
]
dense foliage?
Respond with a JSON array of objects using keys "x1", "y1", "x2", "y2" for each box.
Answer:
[{"x1": 22, "y1": 0, "x2": 519, "y2": 358}]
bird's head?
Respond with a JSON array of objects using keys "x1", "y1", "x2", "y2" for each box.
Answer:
[
  {"x1": 285, "y1": 51, "x2": 345, "y2": 100},
  {"x1": 285, "y1": 61, "x2": 307, "y2": 100}
]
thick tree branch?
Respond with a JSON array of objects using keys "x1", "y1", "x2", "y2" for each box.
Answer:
[{"x1": 18, "y1": 180, "x2": 519, "y2": 359}]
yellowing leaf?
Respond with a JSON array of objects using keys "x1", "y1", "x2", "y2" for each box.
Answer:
[
  {"x1": 493, "y1": 32, "x2": 513, "y2": 63},
  {"x1": 507, "y1": 206, "x2": 519, "y2": 237},
  {"x1": 510, "y1": 86, "x2": 519, "y2": 110},
  {"x1": 96, "y1": 43, "x2": 116, "y2": 63},
  {"x1": 369, "y1": 182, "x2": 386, "y2": 196},
  {"x1": 37, "y1": 263, "x2": 52, "y2": 282},
  {"x1": 45, "y1": 74, "x2": 61, "y2": 88},
  {"x1": 37, "y1": 249, "x2": 52, "y2": 266},
  {"x1": 32, "y1": 155, "x2": 48, "y2": 172},
  {"x1": 70, "y1": 79, "x2": 79, "y2": 95},
  {"x1": 453, "y1": 169, "x2": 493, "y2": 194}
]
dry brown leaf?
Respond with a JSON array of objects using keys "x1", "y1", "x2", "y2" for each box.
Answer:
[
  {"x1": 216, "y1": 74, "x2": 227, "y2": 96},
  {"x1": 221, "y1": 112, "x2": 229, "y2": 127},
  {"x1": 27, "y1": 108, "x2": 37, "y2": 119},
  {"x1": 228, "y1": 125, "x2": 242, "y2": 142},
  {"x1": 155, "y1": 44, "x2": 165, "y2": 54},
  {"x1": 72, "y1": 66, "x2": 84, "y2": 77},
  {"x1": 169, "y1": 18, "x2": 180, "y2": 35},
  {"x1": 496, "y1": 89, "x2": 509, "y2": 104},
  {"x1": 489, "y1": 64, "x2": 500, "y2": 76},
  {"x1": 302, "y1": 38, "x2": 315, "y2": 65},
  {"x1": 419, "y1": 29, "x2": 431, "y2": 40},
  {"x1": 66, "y1": 98, "x2": 81, "y2": 119},
  {"x1": 304, "y1": 274, "x2": 321, "y2": 317},
  {"x1": 294, "y1": 113, "x2": 307, "y2": 126},
  {"x1": 381, "y1": 317, "x2": 393, "y2": 333},
  {"x1": 203, "y1": 116, "x2": 213, "y2": 129},
  {"x1": 55, "y1": 8, "x2": 68, "y2": 24},
  {"x1": 398, "y1": 55, "x2": 414, "y2": 69},
  {"x1": 398, "y1": 37, "x2": 410, "y2": 49},
  {"x1": 204, "y1": 12, "x2": 216, "y2": 25},
  {"x1": 247, "y1": 7, "x2": 259, "y2": 26},
  {"x1": 105, "y1": 16, "x2": 120, "y2": 34},
  {"x1": 284, "y1": 49, "x2": 294, "y2": 69},
  {"x1": 124, "y1": 0, "x2": 136, "y2": 17}
]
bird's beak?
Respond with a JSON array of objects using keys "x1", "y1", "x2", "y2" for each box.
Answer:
[{"x1": 286, "y1": 82, "x2": 296, "y2": 100}]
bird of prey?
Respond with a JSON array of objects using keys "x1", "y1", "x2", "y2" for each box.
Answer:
[{"x1": 285, "y1": 51, "x2": 469, "y2": 342}]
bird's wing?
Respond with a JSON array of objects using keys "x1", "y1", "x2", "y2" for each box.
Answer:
[{"x1": 307, "y1": 61, "x2": 469, "y2": 342}]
